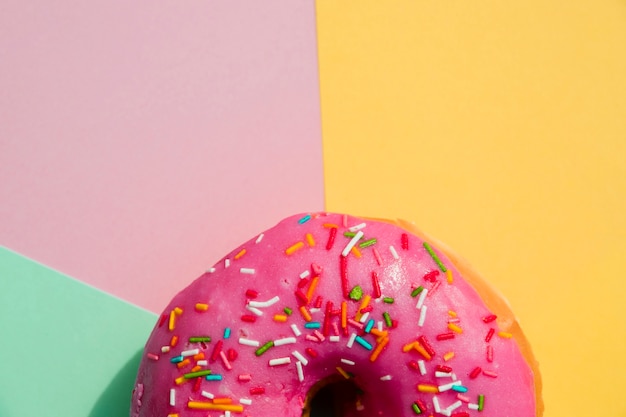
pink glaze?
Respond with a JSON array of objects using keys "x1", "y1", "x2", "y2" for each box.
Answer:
[{"x1": 132, "y1": 213, "x2": 537, "y2": 417}]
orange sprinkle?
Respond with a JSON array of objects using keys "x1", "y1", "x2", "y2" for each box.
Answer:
[
  {"x1": 323, "y1": 223, "x2": 339, "y2": 228},
  {"x1": 402, "y1": 341, "x2": 417, "y2": 353},
  {"x1": 190, "y1": 365, "x2": 202, "y2": 373},
  {"x1": 413, "y1": 342, "x2": 432, "y2": 360},
  {"x1": 305, "y1": 233, "x2": 316, "y2": 247},
  {"x1": 176, "y1": 359, "x2": 191, "y2": 369},
  {"x1": 174, "y1": 376, "x2": 186, "y2": 385},
  {"x1": 234, "y1": 248, "x2": 247, "y2": 260},
  {"x1": 193, "y1": 353, "x2": 205, "y2": 361},
  {"x1": 355, "y1": 294, "x2": 371, "y2": 322},
  {"x1": 213, "y1": 397, "x2": 233, "y2": 405},
  {"x1": 351, "y1": 246, "x2": 362, "y2": 258},
  {"x1": 443, "y1": 351, "x2": 455, "y2": 361},
  {"x1": 174, "y1": 307, "x2": 183, "y2": 315},
  {"x1": 498, "y1": 331, "x2": 513, "y2": 339},
  {"x1": 195, "y1": 303, "x2": 209, "y2": 312},
  {"x1": 370, "y1": 328, "x2": 388, "y2": 339},
  {"x1": 273, "y1": 314, "x2": 288, "y2": 323},
  {"x1": 306, "y1": 276, "x2": 320, "y2": 303},
  {"x1": 187, "y1": 402, "x2": 244, "y2": 412},
  {"x1": 341, "y1": 301, "x2": 348, "y2": 329},
  {"x1": 167, "y1": 414, "x2": 179, "y2": 417},
  {"x1": 417, "y1": 384, "x2": 439, "y2": 393},
  {"x1": 285, "y1": 241, "x2": 305, "y2": 255},
  {"x1": 336, "y1": 366, "x2": 350, "y2": 379},
  {"x1": 448, "y1": 310, "x2": 457, "y2": 317},
  {"x1": 446, "y1": 269, "x2": 453, "y2": 284},
  {"x1": 299, "y1": 305, "x2": 312, "y2": 322},
  {"x1": 369, "y1": 336, "x2": 390, "y2": 362},
  {"x1": 170, "y1": 335, "x2": 178, "y2": 347},
  {"x1": 448, "y1": 323, "x2": 463, "y2": 334},
  {"x1": 168, "y1": 310, "x2": 176, "y2": 331}
]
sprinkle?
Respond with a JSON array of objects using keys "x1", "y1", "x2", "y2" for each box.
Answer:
[
  {"x1": 304, "y1": 322, "x2": 321, "y2": 329},
  {"x1": 187, "y1": 402, "x2": 244, "y2": 412},
  {"x1": 201, "y1": 391, "x2": 214, "y2": 399},
  {"x1": 498, "y1": 331, "x2": 513, "y2": 339},
  {"x1": 445, "y1": 400, "x2": 463, "y2": 414},
  {"x1": 240, "y1": 398, "x2": 252, "y2": 405},
  {"x1": 246, "y1": 305, "x2": 263, "y2": 316},
  {"x1": 195, "y1": 303, "x2": 209, "y2": 312},
  {"x1": 483, "y1": 370, "x2": 498, "y2": 378},
  {"x1": 290, "y1": 323, "x2": 302, "y2": 336},
  {"x1": 487, "y1": 345, "x2": 494, "y2": 362},
  {"x1": 299, "y1": 306, "x2": 312, "y2": 322},
  {"x1": 255, "y1": 341, "x2": 274, "y2": 356},
  {"x1": 224, "y1": 328, "x2": 231, "y2": 339},
  {"x1": 350, "y1": 246, "x2": 362, "y2": 258},
  {"x1": 482, "y1": 314, "x2": 497, "y2": 323},
  {"x1": 234, "y1": 248, "x2": 246, "y2": 260},
  {"x1": 354, "y1": 335, "x2": 373, "y2": 350},
  {"x1": 224, "y1": 259, "x2": 231, "y2": 268},
  {"x1": 423, "y1": 270, "x2": 440, "y2": 282},
  {"x1": 176, "y1": 358, "x2": 190, "y2": 368},
  {"x1": 418, "y1": 360, "x2": 427, "y2": 375},
  {"x1": 189, "y1": 337, "x2": 211, "y2": 343},
  {"x1": 298, "y1": 214, "x2": 312, "y2": 224},
  {"x1": 347, "y1": 333, "x2": 357, "y2": 348},
  {"x1": 446, "y1": 269, "x2": 453, "y2": 284},
  {"x1": 411, "y1": 286, "x2": 424, "y2": 297},
  {"x1": 478, "y1": 394, "x2": 485, "y2": 411},
  {"x1": 238, "y1": 338, "x2": 260, "y2": 347},
  {"x1": 341, "y1": 301, "x2": 348, "y2": 329},
  {"x1": 273, "y1": 314, "x2": 287, "y2": 323},
  {"x1": 418, "y1": 306, "x2": 428, "y2": 327},
  {"x1": 448, "y1": 323, "x2": 463, "y2": 334},
  {"x1": 416, "y1": 288, "x2": 428, "y2": 309},
  {"x1": 274, "y1": 337, "x2": 297, "y2": 346},
  {"x1": 436, "y1": 332, "x2": 455, "y2": 341},
  {"x1": 227, "y1": 349, "x2": 238, "y2": 361},
  {"x1": 249, "y1": 387, "x2": 265, "y2": 395},
  {"x1": 296, "y1": 360, "x2": 304, "y2": 382},
  {"x1": 452, "y1": 385, "x2": 468, "y2": 393},
  {"x1": 432, "y1": 396, "x2": 441, "y2": 413},
  {"x1": 326, "y1": 227, "x2": 338, "y2": 250},
  {"x1": 219, "y1": 351, "x2": 232, "y2": 370},
  {"x1": 417, "y1": 384, "x2": 439, "y2": 394},
  {"x1": 207, "y1": 267, "x2": 216, "y2": 273},
  {"x1": 292, "y1": 350, "x2": 308, "y2": 365},
  {"x1": 369, "y1": 336, "x2": 389, "y2": 362},
  {"x1": 184, "y1": 370, "x2": 212, "y2": 379},
  {"x1": 305, "y1": 347, "x2": 318, "y2": 358},
  {"x1": 485, "y1": 328, "x2": 495, "y2": 342},
  {"x1": 389, "y1": 245, "x2": 399, "y2": 260},
  {"x1": 417, "y1": 336, "x2": 436, "y2": 357},
  {"x1": 170, "y1": 388, "x2": 176, "y2": 406},
  {"x1": 359, "y1": 238, "x2": 377, "y2": 248},
  {"x1": 168, "y1": 310, "x2": 176, "y2": 331},
  {"x1": 349, "y1": 285, "x2": 363, "y2": 301},
  {"x1": 238, "y1": 374, "x2": 252, "y2": 382},
  {"x1": 269, "y1": 357, "x2": 291, "y2": 366},
  {"x1": 181, "y1": 349, "x2": 200, "y2": 357},
  {"x1": 249, "y1": 296, "x2": 280, "y2": 308},
  {"x1": 438, "y1": 381, "x2": 462, "y2": 392},
  {"x1": 300, "y1": 270, "x2": 310, "y2": 279},
  {"x1": 240, "y1": 268, "x2": 255, "y2": 275},
  {"x1": 336, "y1": 366, "x2": 351, "y2": 379},
  {"x1": 340, "y1": 255, "x2": 350, "y2": 298},
  {"x1": 306, "y1": 277, "x2": 320, "y2": 302},
  {"x1": 341, "y1": 358, "x2": 355, "y2": 365},
  {"x1": 161, "y1": 346, "x2": 170, "y2": 353},
  {"x1": 469, "y1": 367, "x2": 482, "y2": 379},
  {"x1": 305, "y1": 233, "x2": 315, "y2": 247},
  {"x1": 313, "y1": 330, "x2": 325, "y2": 342},
  {"x1": 147, "y1": 353, "x2": 159, "y2": 361},
  {"x1": 380, "y1": 374, "x2": 392, "y2": 381},
  {"x1": 241, "y1": 315, "x2": 256, "y2": 323},
  {"x1": 348, "y1": 222, "x2": 366, "y2": 232},
  {"x1": 443, "y1": 352, "x2": 455, "y2": 361},
  {"x1": 342, "y1": 230, "x2": 364, "y2": 257},
  {"x1": 383, "y1": 312, "x2": 392, "y2": 327},
  {"x1": 197, "y1": 360, "x2": 208, "y2": 366},
  {"x1": 383, "y1": 297, "x2": 394, "y2": 304},
  {"x1": 373, "y1": 247, "x2": 383, "y2": 265},
  {"x1": 170, "y1": 335, "x2": 178, "y2": 347},
  {"x1": 423, "y1": 242, "x2": 447, "y2": 272},
  {"x1": 254, "y1": 233, "x2": 264, "y2": 244},
  {"x1": 284, "y1": 307, "x2": 293, "y2": 315},
  {"x1": 206, "y1": 374, "x2": 223, "y2": 381},
  {"x1": 285, "y1": 241, "x2": 305, "y2": 255},
  {"x1": 364, "y1": 319, "x2": 375, "y2": 333}
]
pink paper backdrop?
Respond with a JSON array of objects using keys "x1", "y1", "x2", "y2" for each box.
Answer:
[{"x1": 0, "y1": 1, "x2": 324, "y2": 313}]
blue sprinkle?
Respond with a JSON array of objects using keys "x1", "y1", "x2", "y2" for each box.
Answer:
[
  {"x1": 452, "y1": 385, "x2": 468, "y2": 393},
  {"x1": 170, "y1": 355, "x2": 184, "y2": 363},
  {"x1": 223, "y1": 327, "x2": 231, "y2": 339},
  {"x1": 206, "y1": 374, "x2": 223, "y2": 381},
  {"x1": 304, "y1": 322, "x2": 321, "y2": 329},
  {"x1": 298, "y1": 214, "x2": 312, "y2": 224},
  {"x1": 364, "y1": 319, "x2": 375, "y2": 333},
  {"x1": 354, "y1": 335, "x2": 373, "y2": 350}
]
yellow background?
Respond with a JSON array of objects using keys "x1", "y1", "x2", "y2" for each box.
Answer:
[{"x1": 317, "y1": 1, "x2": 626, "y2": 416}]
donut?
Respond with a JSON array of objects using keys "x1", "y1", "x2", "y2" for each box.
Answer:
[{"x1": 131, "y1": 212, "x2": 542, "y2": 417}]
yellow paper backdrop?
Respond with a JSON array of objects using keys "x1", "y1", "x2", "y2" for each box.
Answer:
[{"x1": 317, "y1": 1, "x2": 626, "y2": 416}]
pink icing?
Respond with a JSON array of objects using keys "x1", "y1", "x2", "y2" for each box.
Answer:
[{"x1": 132, "y1": 213, "x2": 536, "y2": 417}]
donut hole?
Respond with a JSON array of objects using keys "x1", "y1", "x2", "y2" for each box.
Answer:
[{"x1": 304, "y1": 375, "x2": 363, "y2": 417}]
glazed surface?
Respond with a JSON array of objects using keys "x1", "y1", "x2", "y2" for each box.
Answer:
[{"x1": 132, "y1": 213, "x2": 537, "y2": 417}]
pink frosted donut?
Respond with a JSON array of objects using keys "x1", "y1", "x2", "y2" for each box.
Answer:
[{"x1": 131, "y1": 213, "x2": 542, "y2": 417}]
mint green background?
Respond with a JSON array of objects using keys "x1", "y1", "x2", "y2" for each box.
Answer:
[{"x1": 0, "y1": 247, "x2": 157, "y2": 417}]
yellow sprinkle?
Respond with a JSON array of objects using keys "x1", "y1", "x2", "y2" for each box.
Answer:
[
  {"x1": 305, "y1": 233, "x2": 315, "y2": 247},
  {"x1": 417, "y1": 384, "x2": 439, "y2": 394},
  {"x1": 213, "y1": 397, "x2": 233, "y2": 404},
  {"x1": 351, "y1": 246, "x2": 362, "y2": 258},
  {"x1": 448, "y1": 310, "x2": 457, "y2": 317},
  {"x1": 167, "y1": 414, "x2": 179, "y2": 417},
  {"x1": 443, "y1": 351, "x2": 455, "y2": 361},
  {"x1": 498, "y1": 331, "x2": 513, "y2": 339},
  {"x1": 369, "y1": 336, "x2": 389, "y2": 362},
  {"x1": 336, "y1": 366, "x2": 351, "y2": 379},
  {"x1": 174, "y1": 307, "x2": 183, "y2": 315},
  {"x1": 323, "y1": 223, "x2": 339, "y2": 228},
  {"x1": 446, "y1": 269, "x2": 453, "y2": 284},
  {"x1": 174, "y1": 376, "x2": 186, "y2": 385},
  {"x1": 168, "y1": 310, "x2": 176, "y2": 331},
  {"x1": 355, "y1": 294, "x2": 372, "y2": 322},
  {"x1": 195, "y1": 303, "x2": 209, "y2": 311},
  {"x1": 448, "y1": 323, "x2": 463, "y2": 334},
  {"x1": 187, "y1": 401, "x2": 244, "y2": 412},
  {"x1": 299, "y1": 305, "x2": 312, "y2": 322},
  {"x1": 273, "y1": 314, "x2": 288, "y2": 323},
  {"x1": 306, "y1": 276, "x2": 320, "y2": 303},
  {"x1": 234, "y1": 248, "x2": 247, "y2": 260},
  {"x1": 285, "y1": 241, "x2": 305, "y2": 255}
]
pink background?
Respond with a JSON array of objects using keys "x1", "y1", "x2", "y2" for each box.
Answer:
[{"x1": 0, "y1": 1, "x2": 324, "y2": 313}]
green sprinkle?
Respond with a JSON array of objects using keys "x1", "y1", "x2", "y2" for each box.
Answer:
[
  {"x1": 183, "y1": 369, "x2": 212, "y2": 379},
  {"x1": 478, "y1": 394, "x2": 485, "y2": 411},
  {"x1": 411, "y1": 286, "x2": 424, "y2": 297},
  {"x1": 189, "y1": 337, "x2": 211, "y2": 343},
  {"x1": 412, "y1": 402, "x2": 422, "y2": 414},
  {"x1": 383, "y1": 297, "x2": 394, "y2": 304},
  {"x1": 343, "y1": 231, "x2": 356, "y2": 238},
  {"x1": 255, "y1": 340, "x2": 274, "y2": 356},
  {"x1": 383, "y1": 312, "x2": 392, "y2": 327},
  {"x1": 358, "y1": 238, "x2": 377, "y2": 249},
  {"x1": 284, "y1": 307, "x2": 293, "y2": 316},
  {"x1": 349, "y1": 285, "x2": 363, "y2": 301},
  {"x1": 423, "y1": 241, "x2": 447, "y2": 272}
]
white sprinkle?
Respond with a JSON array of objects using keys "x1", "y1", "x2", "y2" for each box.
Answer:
[
  {"x1": 418, "y1": 359, "x2": 427, "y2": 375},
  {"x1": 389, "y1": 245, "x2": 399, "y2": 260},
  {"x1": 377, "y1": 321, "x2": 383, "y2": 332},
  {"x1": 380, "y1": 375, "x2": 392, "y2": 381},
  {"x1": 342, "y1": 230, "x2": 364, "y2": 257},
  {"x1": 240, "y1": 267, "x2": 255, "y2": 275},
  {"x1": 296, "y1": 360, "x2": 304, "y2": 382},
  {"x1": 341, "y1": 358, "x2": 355, "y2": 365},
  {"x1": 452, "y1": 372, "x2": 458, "y2": 381},
  {"x1": 329, "y1": 335, "x2": 340, "y2": 342},
  {"x1": 418, "y1": 305, "x2": 428, "y2": 327},
  {"x1": 255, "y1": 233, "x2": 264, "y2": 244},
  {"x1": 433, "y1": 396, "x2": 441, "y2": 413},
  {"x1": 181, "y1": 349, "x2": 200, "y2": 357},
  {"x1": 438, "y1": 381, "x2": 461, "y2": 392},
  {"x1": 416, "y1": 288, "x2": 429, "y2": 309},
  {"x1": 290, "y1": 324, "x2": 302, "y2": 337},
  {"x1": 269, "y1": 357, "x2": 291, "y2": 366},
  {"x1": 309, "y1": 307, "x2": 321, "y2": 314},
  {"x1": 348, "y1": 222, "x2": 367, "y2": 232},
  {"x1": 274, "y1": 337, "x2": 297, "y2": 346},
  {"x1": 161, "y1": 346, "x2": 170, "y2": 353},
  {"x1": 435, "y1": 371, "x2": 452, "y2": 378},
  {"x1": 197, "y1": 360, "x2": 208, "y2": 366},
  {"x1": 299, "y1": 270, "x2": 310, "y2": 279},
  {"x1": 240, "y1": 398, "x2": 252, "y2": 405},
  {"x1": 201, "y1": 391, "x2": 214, "y2": 399},
  {"x1": 292, "y1": 350, "x2": 308, "y2": 366},
  {"x1": 238, "y1": 338, "x2": 260, "y2": 347},
  {"x1": 246, "y1": 305, "x2": 263, "y2": 316},
  {"x1": 224, "y1": 259, "x2": 230, "y2": 268},
  {"x1": 220, "y1": 350, "x2": 232, "y2": 370},
  {"x1": 249, "y1": 296, "x2": 280, "y2": 308},
  {"x1": 225, "y1": 411, "x2": 231, "y2": 417},
  {"x1": 207, "y1": 267, "x2": 216, "y2": 273},
  {"x1": 359, "y1": 311, "x2": 370, "y2": 323},
  {"x1": 441, "y1": 409, "x2": 452, "y2": 417},
  {"x1": 169, "y1": 388, "x2": 176, "y2": 406},
  {"x1": 347, "y1": 333, "x2": 357, "y2": 348},
  {"x1": 445, "y1": 400, "x2": 463, "y2": 413},
  {"x1": 468, "y1": 403, "x2": 479, "y2": 410}
]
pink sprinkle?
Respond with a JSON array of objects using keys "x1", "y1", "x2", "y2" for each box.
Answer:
[
  {"x1": 348, "y1": 319, "x2": 364, "y2": 330},
  {"x1": 219, "y1": 350, "x2": 232, "y2": 370},
  {"x1": 486, "y1": 345, "x2": 494, "y2": 362},
  {"x1": 332, "y1": 322, "x2": 340, "y2": 336},
  {"x1": 373, "y1": 248, "x2": 383, "y2": 266},
  {"x1": 447, "y1": 317, "x2": 461, "y2": 324},
  {"x1": 313, "y1": 330, "x2": 325, "y2": 342},
  {"x1": 305, "y1": 334, "x2": 320, "y2": 343},
  {"x1": 311, "y1": 263, "x2": 323, "y2": 275},
  {"x1": 238, "y1": 374, "x2": 252, "y2": 382},
  {"x1": 147, "y1": 353, "x2": 159, "y2": 361},
  {"x1": 428, "y1": 280, "x2": 441, "y2": 296},
  {"x1": 436, "y1": 332, "x2": 455, "y2": 341},
  {"x1": 342, "y1": 214, "x2": 348, "y2": 228},
  {"x1": 483, "y1": 370, "x2": 498, "y2": 378},
  {"x1": 457, "y1": 394, "x2": 471, "y2": 403}
]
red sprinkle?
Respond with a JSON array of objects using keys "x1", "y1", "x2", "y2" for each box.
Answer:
[
  {"x1": 227, "y1": 348, "x2": 238, "y2": 362},
  {"x1": 417, "y1": 336, "x2": 436, "y2": 357},
  {"x1": 371, "y1": 271, "x2": 382, "y2": 299},
  {"x1": 314, "y1": 296, "x2": 324, "y2": 309},
  {"x1": 401, "y1": 233, "x2": 409, "y2": 250},
  {"x1": 331, "y1": 309, "x2": 342, "y2": 316},
  {"x1": 326, "y1": 227, "x2": 337, "y2": 250},
  {"x1": 423, "y1": 270, "x2": 440, "y2": 282},
  {"x1": 436, "y1": 365, "x2": 453, "y2": 373},
  {"x1": 436, "y1": 332, "x2": 455, "y2": 341},
  {"x1": 340, "y1": 255, "x2": 349, "y2": 299},
  {"x1": 391, "y1": 319, "x2": 399, "y2": 329},
  {"x1": 245, "y1": 289, "x2": 259, "y2": 299},
  {"x1": 323, "y1": 301, "x2": 333, "y2": 337},
  {"x1": 451, "y1": 412, "x2": 470, "y2": 417},
  {"x1": 469, "y1": 367, "x2": 482, "y2": 379},
  {"x1": 486, "y1": 345, "x2": 493, "y2": 362},
  {"x1": 158, "y1": 314, "x2": 168, "y2": 327},
  {"x1": 305, "y1": 348, "x2": 318, "y2": 358},
  {"x1": 250, "y1": 387, "x2": 266, "y2": 395},
  {"x1": 408, "y1": 360, "x2": 420, "y2": 371},
  {"x1": 311, "y1": 263, "x2": 323, "y2": 275},
  {"x1": 360, "y1": 305, "x2": 374, "y2": 314},
  {"x1": 241, "y1": 315, "x2": 257, "y2": 323},
  {"x1": 192, "y1": 376, "x2": 202, "y2": 392},
  {"x1": 415, "y1": 399, "x2": 427, "y2": 413},
  {"x1": 485, "y1": 328, "x2": 495, "y2": 342},
  {"x1": 210, "y1": 340, "x2": 223, "y2": 362},
  {"x1": 482, "y1": 314, "x2": 497, "y2": 323},
  {"x1": 295, "y1": 290, "x2": 309, "y2": 305}
]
